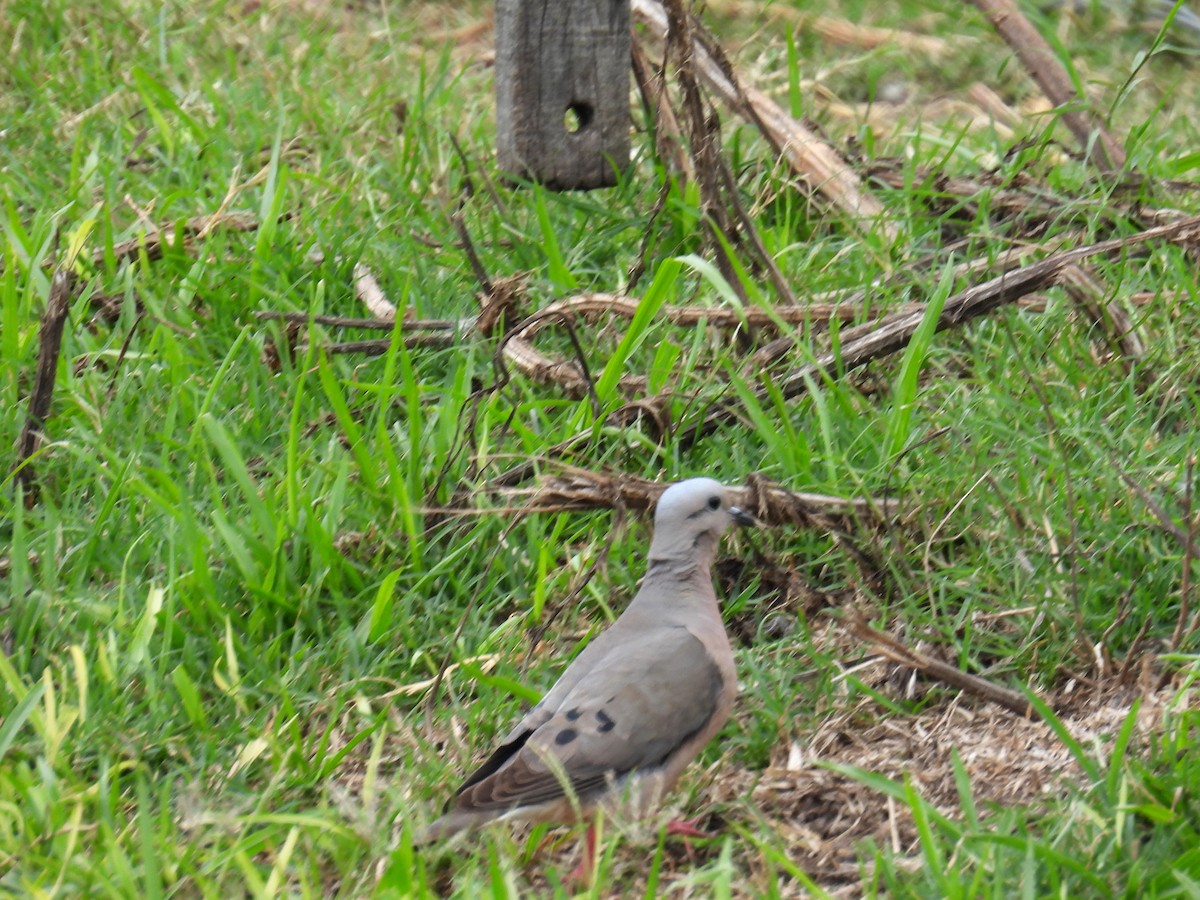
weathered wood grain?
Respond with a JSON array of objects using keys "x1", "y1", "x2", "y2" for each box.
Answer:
[{"x1": 496, "y1": 0, "x2": 631, "y2": 189}]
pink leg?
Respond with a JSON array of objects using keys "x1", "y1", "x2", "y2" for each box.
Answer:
[
  {"x1": 665, "y1": 816, "x2": 712, "y2": 865},
  {"x1": 665, "y1": 816, "x2": 712, "y2": 839},
  {"x1": 567, "y1": 824, "x2": 597, "y2": 884}
]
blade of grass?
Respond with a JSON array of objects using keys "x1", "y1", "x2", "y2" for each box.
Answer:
[
  {"x1": 1022, "y1": 687, "x2": 1102, "y2": 784},
  {"x1": 594, "y1": 257, "x2": 680, "y2": 403},
  {"x1": 885, "y1": 265, "x2": 952, "y2": 458},
  {"x1": 0, "y1": 681, "x2": 46, "y2": 763}
]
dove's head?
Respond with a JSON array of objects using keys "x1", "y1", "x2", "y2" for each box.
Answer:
[{"x1": 647, "y1": 477, "x2": 755, "y2": 562}]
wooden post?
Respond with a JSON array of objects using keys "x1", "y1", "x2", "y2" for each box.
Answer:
[{"x1": 496, "y1": 0, "x2": 631, "y2": 190}]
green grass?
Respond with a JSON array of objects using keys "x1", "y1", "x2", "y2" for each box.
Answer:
[{"x1": 3, "y1": 0, "x2": 1200, "y2": 895}]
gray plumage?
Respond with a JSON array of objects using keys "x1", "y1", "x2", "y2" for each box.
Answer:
[{"x1": 418, "y1": 477, "x2": 753, "y2": 843}]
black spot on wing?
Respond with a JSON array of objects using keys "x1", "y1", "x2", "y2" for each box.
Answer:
[
  {"x1": 565, "y1": 707, "x2": 582, "y2": 721},
  {"x1": 595, "y1": 709, "x2": 615, "y2": 733},
  {"x1": 450, "y1": 631, "x2": 725, "y2": 818}
]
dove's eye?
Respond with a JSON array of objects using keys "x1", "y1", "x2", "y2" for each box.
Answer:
[{"x1": 707, "y1": 496, "x2": 720, "y2": 510}]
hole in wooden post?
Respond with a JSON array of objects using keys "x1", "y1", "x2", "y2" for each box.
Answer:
[{"x1": 563, "y1": 102, "x2": 594, "y2": 134}]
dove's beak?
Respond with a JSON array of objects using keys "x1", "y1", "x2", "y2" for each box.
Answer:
[{"x1": 729, "y1": 506, "x2": 757, "y2": 527}]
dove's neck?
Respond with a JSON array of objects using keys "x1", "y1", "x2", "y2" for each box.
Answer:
[
  {"x1": 631, "y1": 558, "x2": 719, "y2": 626},
  {"x1": 645, "y1": 557, "x2": 705, "y2": 581},
  {"x1": 643, "y1": 533, "x2": 719, "y2": 589},
  {"x1": 648, "y1": 527, "x2": 718, "y2": 562}
]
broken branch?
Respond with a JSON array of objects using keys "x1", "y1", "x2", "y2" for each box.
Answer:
[
  {"x1": 14, "y1": 269, "x2": 77, "y2": 503},
  {"x1": 844, "y1": 609, "x2": 1041, "y2": 719}
]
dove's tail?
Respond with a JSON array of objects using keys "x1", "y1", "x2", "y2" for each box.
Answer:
[{"x1": 411, "y1": 809, "x2": 485, "y2": 846}]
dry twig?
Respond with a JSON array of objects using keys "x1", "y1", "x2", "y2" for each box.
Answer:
[
  {"x1": 968, "y1": 0, "x2": 1125, "y2": 170},
  {"x1": 41, "y1": 211, "x2": 260, "y2": 271},
  {"x1": 680, "y1": 214, "x2": 1200, "y2": 448},
  {"x1": 843, "y1": 609, "x2": 1041, "y2": 718},
  {"x1": 512, "y1": 292, "x2": 919, "y2": 336},
  {"x1": 355, "y1": 262, "x2": 399, "y2": 320},
  {"x1": 631, "y1": 38, "x2": 692, "y2": 181},
  {"x1": 14, "y1": 270, "x2": 77, "y2": 504},
  {"x1": 254, "y1": 310, "x2": 468, "y2": 332},
  {"x1": 1060, "y1": 265, "x2": 1147, "y2": 375},
  {"x1": 1172, "y1": 456, "x2": 1197, "y2": 652},
  {"x1": 476, "y1": 468, "x2": 896, "y2": 525},
  {"x1": 632, "y1": 0, "x2": 894, "y2": 241}
]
